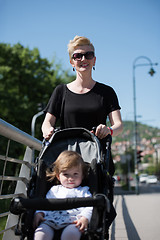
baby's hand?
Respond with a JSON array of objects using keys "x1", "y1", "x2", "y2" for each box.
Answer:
[
  {"x1": 33, "y1": 212, "x2": 45, "y2": 229},
  {"x1": 73, "y1": 216, "x2": 89, "y2": 232}
]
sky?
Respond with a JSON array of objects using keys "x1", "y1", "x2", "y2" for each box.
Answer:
[{"x1": 1, "y1": 0, "x2": 160, "y2": 129}]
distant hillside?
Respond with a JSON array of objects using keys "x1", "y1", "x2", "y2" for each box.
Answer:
[{"x1": 112, "y1": 121, "x2": 160, "y2": 144}]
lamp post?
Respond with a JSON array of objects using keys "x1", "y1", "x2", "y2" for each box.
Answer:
[{"x1": 133, "y1": 56, "x2": 158, "y2": 195}]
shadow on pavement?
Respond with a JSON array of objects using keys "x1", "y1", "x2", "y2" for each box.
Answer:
[
  {"x1": 110, "y1": 197, "x2": 118, "y2": 240},
  {"x1": 122, "y1": 195, "x2": 141, "y2": 240},
  {"x1": 110, "y1": 186, "x2": 140, "y2": 240},
  {"x1": 111, "y1": 184, "x2": 160, "y2": 239}
]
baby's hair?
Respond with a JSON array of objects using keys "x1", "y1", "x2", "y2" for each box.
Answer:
[
  {"x1": 68, "y1": 35, "x2": 95, "y2": 60},
  {"x1": 46, "y1": 150, "x2": 87, "y2": 182}
]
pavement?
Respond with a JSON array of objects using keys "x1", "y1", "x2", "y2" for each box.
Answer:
[
  {"x1": 109, "y1": 185, "x2": 160, "y2": 240},
  {"x1": 109, "y1": 185, "x2": 141, "y2": 240}
]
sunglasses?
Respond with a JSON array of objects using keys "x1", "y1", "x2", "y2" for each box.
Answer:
[{"x1": 72, "y1": 51, "x2": 95, "y2": 60}]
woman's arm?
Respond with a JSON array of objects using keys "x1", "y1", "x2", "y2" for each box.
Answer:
[
  {"x1": 95, "y1": 110, "x2": 123, "y2": 139},
  {"x1": 108, "y1": 109, "x2": 123, "y2": 136},
  {"x1": 41, "y1": 112, "x2": 56, "y2": 139}
]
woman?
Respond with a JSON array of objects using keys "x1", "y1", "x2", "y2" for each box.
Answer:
[
  {"x1": 41, "y1": 36, "x2": 122, "y2": 236},
  {"x1": 42, "y1": 35, "x2": 123, "y2": 140}
]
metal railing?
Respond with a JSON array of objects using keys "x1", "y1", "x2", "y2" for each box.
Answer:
[{"x1": 0, "y1": 118, "x2": 42, "y2": 240}]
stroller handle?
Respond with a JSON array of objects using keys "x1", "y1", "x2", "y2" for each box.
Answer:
[{"x1": 10, "y1": 194, "x2": 110, "y2": 215}]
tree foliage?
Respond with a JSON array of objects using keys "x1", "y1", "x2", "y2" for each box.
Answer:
[
  {"x1": 0, "y1": 43, "x2": 74, "y2": 139},
  {"x1": 0, "y1": 43, "x2": 71, "y2": 219},
  {"x1": 113, "y1": 121, "x2": 160, "y2": 144}
]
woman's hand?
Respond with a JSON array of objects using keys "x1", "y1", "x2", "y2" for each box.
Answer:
[
  {"x1": 41, "y1": 113, "x2": 56, "y2": 140},
  {"x1": 43, "y1": 126, "x2": 54, "y2": 140},
  {"x1": 33, "y1": 212, "x2": 45, "y2": 229},
  {"x1": 94, "y1": 124, "x2": 110, "y2": 139},
  {"x1": 73, "y1": 216, "x2": 89, "y2": 232},
  {"x1": 91, "y1": 110, "x2": 123, "y2": 139}
]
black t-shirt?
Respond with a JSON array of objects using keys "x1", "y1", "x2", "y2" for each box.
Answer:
[{"x1": 44, "y1": 82, "x2": 121, "y2": 130}]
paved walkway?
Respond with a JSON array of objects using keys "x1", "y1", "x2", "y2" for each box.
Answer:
[
  {"x1": 109, "y1": 186, "x2": 137, "y2": 240},
  {"x1": 109, "y1": 195, "x2": 128, "y2": 239},
  {"x1": 109, "y1": 186, "x2": 160, "y2": 240}
]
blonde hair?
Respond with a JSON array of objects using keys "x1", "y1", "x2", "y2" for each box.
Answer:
[
  {"x1": 68, "y1": 35, "x2": 95, "y2": 59},
  {"x1": 47, "y1": 150, "x2": 87, "y2": 182}
]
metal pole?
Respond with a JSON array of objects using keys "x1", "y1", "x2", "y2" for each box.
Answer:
[
  {"x1": 31, "y1": 111, "x2": 44, "y2": 137},
  {"x1": 0, "y1": 118, "x2": 42, "y2": 151},
  {"x1": 133, "y1": 56, "x2": 158, "y2": 195},
  {"x1": 31, "y1": 111, "x2": 44, "y2": 163},
  {"x1": 133, "y1": 64, "x2": 139, "y2": 194}
]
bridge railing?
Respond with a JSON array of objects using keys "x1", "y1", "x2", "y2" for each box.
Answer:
[{"x1": 0, "y1": 118, "x2": 42, "y2": 240}]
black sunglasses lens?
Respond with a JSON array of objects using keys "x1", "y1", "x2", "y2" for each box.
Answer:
[
  {"x1": 72, "y1": 53, "x2": 82, "y2": 60},
  {"x1": 72, "y1": 51, "x2": 94, "y2": 60},
  {"x1": 85, "y1": 52, "x2": 94, "y2": 59}
]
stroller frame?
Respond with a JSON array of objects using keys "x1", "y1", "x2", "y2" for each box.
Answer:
[{"x1": 10, "y1": 127, "x2": 116, "y2": 240}]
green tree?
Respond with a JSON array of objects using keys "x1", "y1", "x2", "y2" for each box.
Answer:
[
  {"x1": 0, "y1": 43, "x2": 74, "y2": 139},
  {"x1": 0, "y1": 43, "x2": 75, "y2": 234},
  {"x1": 0, "y1": 42, "x2": 75, "y2": 164}
]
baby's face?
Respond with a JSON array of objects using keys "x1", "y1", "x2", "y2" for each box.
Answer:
[{"x1": 58, "y1": 165, "x2": 83, "y2": 189}]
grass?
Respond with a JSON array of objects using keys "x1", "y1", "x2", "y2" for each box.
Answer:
[{"x1": 0, "y1": 217, "x2": 7, "y2": 240}]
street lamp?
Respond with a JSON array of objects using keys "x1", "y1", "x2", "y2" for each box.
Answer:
[{"x1": 133, "y1": 56, "x2": 158, "y2": 194}]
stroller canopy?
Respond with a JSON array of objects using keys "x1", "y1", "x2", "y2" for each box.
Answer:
[{"x1": 39, "y1": 128, "x2": 102, "y2": 167}]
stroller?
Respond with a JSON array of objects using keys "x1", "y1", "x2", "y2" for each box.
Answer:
[{"x1": 10, "y1": 127, "x2": 116, "y2": 240}]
